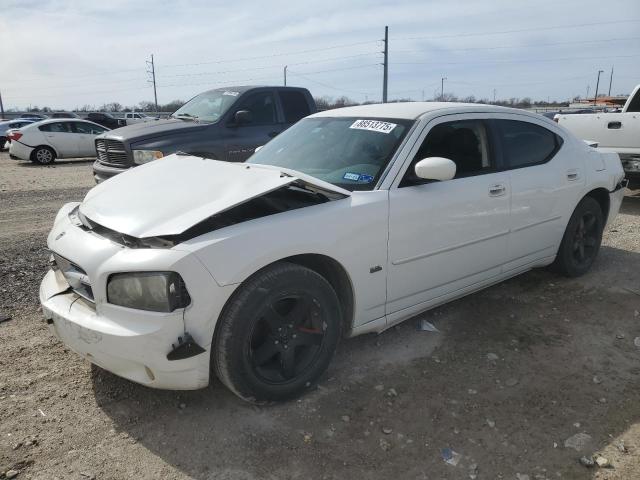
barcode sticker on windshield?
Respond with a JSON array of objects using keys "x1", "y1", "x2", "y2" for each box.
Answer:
[
  {"x1": 350, "y1": 119, "x2": 397, "y2": 134},
  {"x1": 223, "y1": 91, "x2": 239, "y2": 96}
]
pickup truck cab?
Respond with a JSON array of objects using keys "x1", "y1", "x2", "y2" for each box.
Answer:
[
  {"x1": 123, "y1": 112, "x2": 156, "y2": 125},
  {"x1": 557, "y1": 84, "x2": 640, "y2": 178},
  {"x1": 92, "y1": 86, "x2": 317, "y2": 183},
  {"x1": 87, "y1": 112, "x2": 126, "y2": 130}
]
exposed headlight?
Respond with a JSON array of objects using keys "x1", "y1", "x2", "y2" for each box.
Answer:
[
  {"x1": 132, "y1": 150, "x2": 163, "y2": 165},
  {"x1": 107, "y1": 272, "x2": 191, "y2": 312}
]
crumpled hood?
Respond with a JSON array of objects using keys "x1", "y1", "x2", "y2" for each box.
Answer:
[{"x1": 80, "y1": 154, "x2": 350, "y2": 238}]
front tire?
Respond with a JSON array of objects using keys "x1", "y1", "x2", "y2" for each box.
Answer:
[
  {"x1": 31, "y1": 146, "x2": 56, "y2": 165},
  {"x1": 213, "y1": 262, "x2": 342, "y2": 403},
  {"x1": 552, "y1": 196, "x2": 604, "y2": 277}
]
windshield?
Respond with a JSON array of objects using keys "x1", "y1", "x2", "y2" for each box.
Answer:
[
  {"x1": 171, "y1": 89, "x2": 240, "y2": 123},
  {"x1": 247, "y1": 117, "x2": 412, "y2": 191}
]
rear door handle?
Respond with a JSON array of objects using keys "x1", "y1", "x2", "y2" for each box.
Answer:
[
  {"x1": 489, "y1": 184, "x2": 506, "y2": 197},
  {"x1": 607, "y1": 121, "x2": 622, "y2": 129},
  {"x1": 567, "y1": 169, "x2": 579, "y2": 181}
]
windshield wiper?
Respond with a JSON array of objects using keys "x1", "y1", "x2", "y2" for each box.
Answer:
[{"x1": 173, "y1": 113, "x2": 198, "y2": 121}]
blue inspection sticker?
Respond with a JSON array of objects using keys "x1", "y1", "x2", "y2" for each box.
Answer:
[
  {"x1": 359, "y1": 174, "x2": 375, "y2": 183},
  {"x1": 343, "y1": 172, "x2": 374, "y2": 183}
]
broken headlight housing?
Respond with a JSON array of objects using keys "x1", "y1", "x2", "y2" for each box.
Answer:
[
  {"x1": 107, "y1": 272, "x2": 190, "y2": 312},
  {"x1": 133, "y1": 150, "x2": 163, "y2": 165}
]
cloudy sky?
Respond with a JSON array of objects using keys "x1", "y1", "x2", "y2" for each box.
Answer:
[{"x1": 1, "y1": 0, "x2": 639, "y2": 110}]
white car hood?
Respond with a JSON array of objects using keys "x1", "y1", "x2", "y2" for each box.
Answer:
[{"x1": 80, "y1": 154, "x2": 350, "y2": 238}]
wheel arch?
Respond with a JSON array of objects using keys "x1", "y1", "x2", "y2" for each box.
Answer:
[
  {"x1": 214, "y1": 253, "x2": 356, "y2": 341},
  {"x1": 283, "y1": 254, "x2": 355, "y2": 337},
  {"x1": 30, "y1": 144, "x2": 58, "y2": 161},
  {"x1": 584, "y1": 187, "x2": 610, "y2": 224}
]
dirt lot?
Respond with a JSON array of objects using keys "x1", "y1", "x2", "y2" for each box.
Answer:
[{"x1": 0, "y1": 152, "x2": 639, "y2": 480}]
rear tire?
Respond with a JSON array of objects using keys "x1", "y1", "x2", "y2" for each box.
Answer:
[
  {"x1": 213, "y1": 262, "x2": 342, "y2": 403},
  {"x1": 551, "y1": 196, "x2": 604, "y2": 277},
  {"x1": 0, "y1": 136, "x2": 7, "y2": 150},
  {"x1": 31, "y1": 146, "x2": 56, "y2": 165}
]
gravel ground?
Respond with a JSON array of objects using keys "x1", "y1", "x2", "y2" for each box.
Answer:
[{"x1": 0, "y1": 152, "x2": 639, "y2": 480}]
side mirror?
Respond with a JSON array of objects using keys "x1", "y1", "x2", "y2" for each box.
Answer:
[
  {"x1": 254, "y1": 145, "x2": 263, "y2": 153},
  {"x1": 233, "y1": 110, "x2": 252, "y2": 125},
  {"x1": 414, "y1": 157, "x2": 456, "y2": 181}
]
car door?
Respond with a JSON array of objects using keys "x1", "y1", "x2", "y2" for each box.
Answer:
[
  {"x1": 71, "y1": 121, "x2": 107, "y2": 156},
  {"x1": 492, "y1": 117, "x2": 585, "y2": 271},
  {"x1": 386, "y1": 115, "x2": 511, "y2": 315},
  {"x1": 225, "y1": 91, "x2": 281, "y2": 162},
  {"x1": 40, "y1": 121, "x2": 78, "y2": 158}
]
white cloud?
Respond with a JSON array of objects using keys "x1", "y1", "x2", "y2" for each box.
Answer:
[{"x1": 0, "y1": 0, "x2": 639, "y2": 109}]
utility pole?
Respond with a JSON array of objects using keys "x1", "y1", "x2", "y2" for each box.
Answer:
[
  {"x1": 284, "y1": 66, "x2": 287, "y2": 86},
  {"x1": 594, "y1": 69, "x2": 604, "y2": 107},
  {"x1": 422, "y1": 89, "x2": 425, "y2": 101},
  {"x1": 586, "y1": 85, "x2": 590, "y2": 101},
  {"x1": 146, "y1": 54, "x2": 158, "y2": 114},
  {"x1": 382, "y1": 26, "x2": 388, "y2": 103},
  {"x1": 441, "y1": 77, "x2": 447, "y2": 101},
  {"x1": 608, "y1": 66, "x2": 614, "y2": 96},
  {"x1": 493, "y1": 89, "x2": 496, "y2": 104},
  {"x1": 0, "y1": 90, "x2": 4, "y2": 118}
]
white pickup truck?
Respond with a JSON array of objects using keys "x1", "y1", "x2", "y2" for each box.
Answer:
[
  {"x1": 122, "y1": 112, "x2": 156, "y2": 125},
  {"x1": 557, "y1": 84, "x2": 640, "y2": 179}
]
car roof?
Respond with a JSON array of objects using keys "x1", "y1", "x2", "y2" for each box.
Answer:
[
  {"x1": 311, "y1": 102, "x2": 533, "y2": 120},
  {"x1": 21, "y1": 118, "x2": 104, "y2": 128},
  {"x1": 202, "y1": 85, "x2": 308, "y2": 95}
]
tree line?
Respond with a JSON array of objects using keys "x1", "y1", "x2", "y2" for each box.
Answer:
[{"x1": 11, "y1": 93, "x2": 569, "y2": 114}]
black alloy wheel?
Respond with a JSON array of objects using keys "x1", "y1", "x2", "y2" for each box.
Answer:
[
  {"x1": 249, "y1": 292, "x2": 326, "y2": 383},
  {"x1": 214, "y1": 262, "x2": 342, "y2": 403},
  {"x1": 552, "y1": 196, "x2": 603, "y2": 277}
]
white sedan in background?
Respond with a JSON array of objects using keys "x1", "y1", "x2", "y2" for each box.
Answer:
[
  {"x1": 9, "y1": 119, "x2": 109, "y2": 164},
  {"x1": 40, "y1": 102, "x2": 626, "y2": 403}
]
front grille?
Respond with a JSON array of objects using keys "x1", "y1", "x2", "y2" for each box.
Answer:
[
  {"x1": 52, "y1": 253, "x2": 94, "y2": 302},
  {"x1": 96, "y1": 139, "x2": 129, "y2": 166}
]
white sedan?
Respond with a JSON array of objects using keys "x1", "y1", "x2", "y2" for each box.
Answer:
[
  {"x1": 9, "y1": 118, "x2": 109, "y2": 164},
  {"x1": 40, "y1": 102, "x2": 626, "y2": 403}
]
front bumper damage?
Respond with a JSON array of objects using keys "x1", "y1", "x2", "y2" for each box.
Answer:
[{"x1": 39, "y1": 203, "x2": 236, "y2": 390}]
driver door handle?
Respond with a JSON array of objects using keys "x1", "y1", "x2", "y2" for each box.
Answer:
[{"x1": 489, "y1": 184, "x2": 506, "y2": 197}]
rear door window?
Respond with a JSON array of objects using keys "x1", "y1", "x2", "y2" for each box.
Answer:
[
  {"x1": 279, "y1": 91, "x2": 311, "y2": 123},
  {"x1": 494, "y1": 120, "x2": 562, "y2": 168},
  {"x1": 39, "y1": 122, "x2": 71, "y2": 133}
]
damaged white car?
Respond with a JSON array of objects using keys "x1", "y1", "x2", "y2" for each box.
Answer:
[{"x1": 41, "y1": 103, "x2": 626, "y2": 403}]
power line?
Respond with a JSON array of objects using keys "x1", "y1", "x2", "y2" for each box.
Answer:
[
  {"x1": 2, "y1": 77, "x2": 148, "y2": 94},
  {"x1": 393, "y1": 53, "x2": 640, "y2": 67},
  {"x1": 394, "y1": 19, "x2": 640, "y2": 41},
  {"x1": 287, "y1": 71, "x2": 372, "y2": 97},
  {"x1": 156, "y1": 52, "x2": 380, "y2": 78},
  {"x1": 4, "y1": 85, "x2": 151, "y2": 101},
  {"x1": 392, "y1": 36, "x2": 640, "y2": 55},
  {"x1": 160, "y1": 40, "x2": 381, "y2": 68}
]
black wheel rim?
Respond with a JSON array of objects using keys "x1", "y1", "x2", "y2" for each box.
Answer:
[
  {"x1": 248, "y1": 293, "x2": 326, "y2": 384},
  {"x1": 572, "y1": 212, "x2": 599, "y2": 266}
]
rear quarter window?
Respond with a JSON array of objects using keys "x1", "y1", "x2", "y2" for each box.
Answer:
[
  {"x1": 279, "y1": 91, "x2": 311, "y2": 123},
  {"x1": 495, "y1": 119, "x2": 563, "y2": 169}
]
